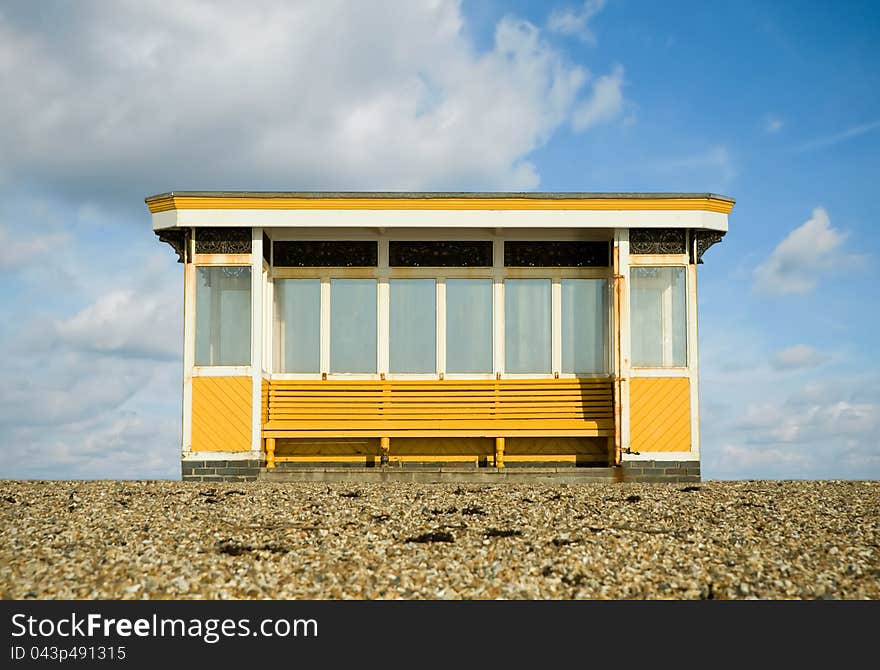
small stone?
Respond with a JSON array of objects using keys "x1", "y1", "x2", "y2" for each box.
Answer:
[
  {"x1": 172, "y1": 577, "x2": 190, "y2": 593},
  {"x1": 0, "y1": 480, "x2": 876, "y2": 599}
]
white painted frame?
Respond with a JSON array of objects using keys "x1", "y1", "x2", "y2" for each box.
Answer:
[
  {"x1": 268, "y1": 231, "x2": 614, "y2": 382},
  {"x1": 250, "y1": 228, "x2": 264, "y2": 454},
  {"x1": 181, "y1": 236, "x2": 195, "y2": 455},
  {"x1": 178, "y1": 225, "x2": 704, "y2": 463},
  {"x1": 182, "y1": 243, "x2": 261, "y2": 454},
  {"x1": 615, "y1": 229, "x2": 631, "y2": 454},
  {"x1": 624, "y1": 252, "x2": 699, "y2": 462},
  {"x1": 158, "y1": 208, "x2": 729, "y2": 233}
]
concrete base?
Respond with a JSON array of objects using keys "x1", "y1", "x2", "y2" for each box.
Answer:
[
  {"x1": 260, "y1": 465, "x2": 617, "y2": 484},
  {"x1": 182, "y1": 460, "x2": 262, "y2": 482}
]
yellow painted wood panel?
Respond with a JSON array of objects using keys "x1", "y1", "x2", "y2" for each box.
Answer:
[
  {"x1": 192, "y1": 376, "x2": 252, "y2": 452},
  {"x1": 263, "y1": 378, "x2": 615, "y2": 442},
  {"x1": 269, "y1": 380, "x2": 612, "y2": 387},
  {"x1": 265, "y1": 419, "x2": 612, "y2": 430},
  {"x1": 390, "y1": 437, "x2": 494, "y2": 456},
  {"x1": 264, "y1": 429, "x2": 611, "y2": 438},
  {"x1": 148, "y1": 195, "x2": 734, "y2": 214},
  {"x1": 276, "y1": 438, "x2": 379, "y2": 457},
  {"x1": 629, "y1": 378, "x2": 691, "y2": 452}
]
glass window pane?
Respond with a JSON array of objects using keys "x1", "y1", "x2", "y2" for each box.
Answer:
[
  {"x1": 562, "y1": 279, "x2": 607, "y2": 373},
  {"x1": 505, "y1": 279, "x2": 551, "y2": 373},
  {"x1": 274, "y1": 279, "x2": 320, "y2": 373},
  {"x1": 446, "y1": 279, "x2": 492, "y2": 373},
  {"x1": 330, "y1": 279, "x2": 376, "y2": 373},
  {"x1": 390, "y1": 279, "x2": 436, "y2": 373},
  {"x1": 630, "y1": 266, "x2": 687, "y2": 367},
  {"x1": 195, "y1": 266, "x2": 251, "y2": 366}
]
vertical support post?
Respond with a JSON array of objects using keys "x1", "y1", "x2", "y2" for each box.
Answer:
[
  {"x1": 380, "y1": 382, "x2": 390, "y2": 465},
  {"x1": 436, "y1": 278, "x2": 446, "y2": 376},
  {"x1": 182, "y1": 232, "x2": 195, "y2": 456},
  {"x1": 551, "y1": 277, "x2": 562, "y2": 377},
  {"x1": 614, "y1": 228, "x2": 632, "y2": 465},
  {"x1": 612, "y1": 241, "x2": 622, "y2": 466},
  {"x1": 495, "y1": 437, "x2": 505, "y2": 469},
  {"x1": 688, "y1": 259, "x2": 701, "y2": 462},
  {"x1": 266, "y1": 437, "x2": 276, "y2": 469},
  {"x1": 492, "y1": 238, "x2": 504, "y2": 377},
  {"x1": 263, "y1": 254, "x2": 273, "y2": 373},
  {"x1": 251, "y1": 228, "x2": 264, "y2": 459},
  {"x1": 378, "y1": 238, "x2": 390, "y2": 378},
  {"x1": 320, "y1": 277, "x2": 331, "y2": 375}
]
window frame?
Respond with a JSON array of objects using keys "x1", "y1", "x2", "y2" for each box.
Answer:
[
  {"x1": 192, "y1": 257, "x2": 253, "y2": 375},
  {"x1": 627, "y1": 255, "x2": 690, "y2": 372},
  {"x1": 269, "y1": 238, "x2": 613, "y2": 380},
  {"x1": 501, "y1": 267, "x2": 611, "y2": 379},
  {"x1": 272, "y1": 267, "x2": 380, "y2": 379}
]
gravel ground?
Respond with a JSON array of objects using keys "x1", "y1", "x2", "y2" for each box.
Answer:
[{"x1": 1, "y1": 480, "x2": 877, "y2": 599}]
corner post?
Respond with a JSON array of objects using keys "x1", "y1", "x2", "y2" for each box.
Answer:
[
  {"x1": 251, "y1": 228, "x2": 264, "y2": 461},
  {"x1": 613, "y1": 229, "x2": 632, "y2": 465},
  {"x1": 182, "y1": 231, "x2": 195, "y2": 457},
  {"x1": 688, "y1": 237, "x2": 701, "y2": 464}
]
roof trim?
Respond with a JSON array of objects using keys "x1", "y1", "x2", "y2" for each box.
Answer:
[{"x1": 145, "y1": 191, "x2": 735, "y2": 214}]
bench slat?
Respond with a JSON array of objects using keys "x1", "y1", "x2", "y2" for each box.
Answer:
[{"x1": 263, "y1": 378, "x2": 615, "y2": 440}]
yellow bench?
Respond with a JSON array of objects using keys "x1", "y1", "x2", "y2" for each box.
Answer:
[{"x1": 262, "y1": 378, "x2": 614, "y2": 468}]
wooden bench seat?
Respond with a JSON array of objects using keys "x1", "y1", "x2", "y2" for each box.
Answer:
[{"x1": 262, "y1": 378, "x2": 614, "y2": 467}]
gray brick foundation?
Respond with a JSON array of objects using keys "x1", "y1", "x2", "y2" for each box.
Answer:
[
  {"x1": 620, "y1": 460, "x2": 701, "y2": 483},
  {"x1": 181, "y1": 459, "x2": 699, "y2": 483},
  {"x1": 181, "y1": 460, "x2": 263, "y2": 482}
]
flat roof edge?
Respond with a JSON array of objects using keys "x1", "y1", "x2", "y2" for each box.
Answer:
[{"x1": 146, "y1": 191, "x2": 735, "y2": 203}]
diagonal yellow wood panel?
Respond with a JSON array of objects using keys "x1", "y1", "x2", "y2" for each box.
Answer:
[
  {"x1": 192, "y1": 376, "x2": 252, "y2": 452},
  {"x1": 630, "y1": 378, "x2": 691, "y2": 452}
]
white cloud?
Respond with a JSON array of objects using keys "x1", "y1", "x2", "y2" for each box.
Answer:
[
  {"x1": 772, "y1": 344, "x2": 830, "y2": 371},
  {"x1": 0, "y1": 0, "x2": 621, "y2": 196},
  {"x1": 713, "y1": 443, "x2": 813, "y2": 475},
  {"x1": 794, "y1": 118, "x2": 880, "y2": 153},
  {"x1": 736, "y1": 398, "x2": 878, "y2": 446},
  {"x1": 0, "y1": 224, "x2": 69, "y2": 270},
  {"x1": 0, "y1": 1, "x2": 637, "y2": 480},
  {"x1": 0, "y1": 311, "x2": 182, "y2": 479},
  {"x1": 701, "y1": 331, "x2": 880, "y2": 480},
  {"x1": 764, "y1": 116, "x2": 784, "y2": 134},
  {"x1": 0, "y1": 215, "x2": 183, "y2": 479},
  {"x1": 547, "y1": 0, "x2": 606, "y2": 44},
  {"x1": 5, "y1": 410, "x2": 180, "y2": 480},
  {"x1": 0, "y1": 353, "x2": 148, "y2": 427},
  {"x1": 706, "y1": 388, "x2": 880, "y2": 480},
  {"x1": 571, "y1": 64, "x2": 625, "y2": 130},
  {"x1": 754, "y1": 207, "x2": 849, "y2": 295},
  {"x1": 55, "y1": 288, "x2": 179, "y2": 360},
  {"x1": 698, "y1": 315, "x2": 880, "y2": 480}
]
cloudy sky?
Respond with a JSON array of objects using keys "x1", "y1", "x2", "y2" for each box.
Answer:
[{"x1": 1, "y1": 0, "x2": 878, "y2": 480}]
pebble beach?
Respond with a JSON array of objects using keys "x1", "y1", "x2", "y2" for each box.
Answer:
[{"x1": 1, "y1": 480, "x2": 877, "y2": 600}]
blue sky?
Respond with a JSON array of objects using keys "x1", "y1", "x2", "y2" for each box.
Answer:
[{"x1": 0, "y1": 0, "x2": 877, "y2": 479}]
